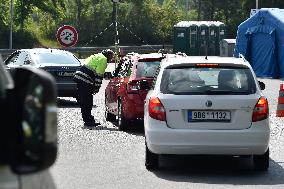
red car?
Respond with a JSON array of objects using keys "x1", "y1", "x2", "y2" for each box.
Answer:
[{"x1": 105, "y1": 53, "x2": 165, "y2": 130}]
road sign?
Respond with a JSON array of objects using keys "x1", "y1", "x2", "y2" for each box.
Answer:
[{"x1": 56, "y1": 25, "x2": 78, "y2": 47}]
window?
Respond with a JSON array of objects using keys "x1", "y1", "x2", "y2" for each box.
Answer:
[
  {"x1": 31, "y1": 53, "x2": 80, "y2": 65},
  {"x1": 160, "y1": 67, "x2": 256, "y2": 95},
  {"x1": 5, "y1": 52, "x2": 20, "y2": 65},
  {"x1": 15, "y1": 51, "x2": 29, "y2": 66},
  {"x1": 23, "y1": 53, "x2": 32, "y2": 65},
  {"x1": 136, "y1": 61, "x2": 160, "y2": 78}
]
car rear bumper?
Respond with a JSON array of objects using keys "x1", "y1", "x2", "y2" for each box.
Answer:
[
  {"x1": 57, "y1": 82, "x2": 77, "y2": 97},
  {"x1": 145, "y1": 117, "x2": 270, "y2": 155}
]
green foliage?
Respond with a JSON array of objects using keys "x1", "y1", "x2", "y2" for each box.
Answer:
[
  {"x1": 154, "y1": 0, "x2": 183, "y2": 42},
  {"x1": 2, "y1": 0, "x2": 284, "y2": 48},
  {"x1": 0, "y1": 1, "x2": 10, "y2": 28},
  {"x1": 14, "y1": 0, "x2": 65, "y2": 30},
  {"x1": 14, "y1": 31, "x2": 38, "y2": 48},
  {"x1": 189, "y1": 0, "x2": 246, "y2": 38},
  {"x1": 117, "y1": 0, "x2": 183, "y2": 45},
  {"x1": 10, "y1": 29, "x2": 38, "y2": 48},
  {"x1": 24, "y1": 18, "x2": 60, "y2": 48}
]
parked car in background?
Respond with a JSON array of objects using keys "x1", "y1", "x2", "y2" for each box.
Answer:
[
  {"x1": 144, "y1": 55, "x2": 270, "y2": 171},
  {"x1": 104, "y1": 52, "x2": 166, "y2": 130},
  {"x1": 4, "y1": 48, "x2": 81, "y2": 101}
]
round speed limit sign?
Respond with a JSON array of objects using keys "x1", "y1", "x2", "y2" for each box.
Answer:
[{"x1": 56, "y1": 25, "x2": 78, "y2": 47}]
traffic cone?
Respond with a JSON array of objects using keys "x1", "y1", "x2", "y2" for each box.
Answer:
[{"x1": 276, "y1": 84, "x2": 284, "y2": 117}]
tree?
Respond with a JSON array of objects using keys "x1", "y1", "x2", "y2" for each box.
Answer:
[
  {"x1": 6, "y1": 0, "x2": 282, "y2": 48},
  {"x1": 0, "y1": 0, "x2": 10, "y2": 28},
  {"x1": 241, "y1": 0, "x2": 284, "y2": 14},
  {"x1": 0, "y1": 0, "x2": 10, "y2": 48},
  {"x1": 14, "y1": 0, "x2": 65, "y2": 30},
  {"x1": 190, "y1": 0, "x2": 245, "y2": 38}
]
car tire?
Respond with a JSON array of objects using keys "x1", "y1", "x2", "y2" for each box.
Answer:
[
  {"x1": 105, "y1": 99, "x2": 116, "y2": 122},
  {"x1": 117, "y1": 101, "x2": 129, "y2": 131},
  {"x1": 145, "y1": 143, "x2": 159, "y2": 170},
  {"x1": 253, "y1": 148, "x2": 269, "y2": 171}
]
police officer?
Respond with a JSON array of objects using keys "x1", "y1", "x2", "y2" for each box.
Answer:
[{"x1": 74, "y1": 49, "x2": 114, "y2": 127}]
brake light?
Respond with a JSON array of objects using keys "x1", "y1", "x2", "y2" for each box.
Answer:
[
  {"x1": 127, "y1": 80, "x2": 139, "y2": 94},
  {"x1": 148, "y1": 97, "x2": 166, "y2": 121},
  {"x1": 252, "y1": 97, "x2": 269, "y2": 122},
  {"x1": 195, "y1": 63, "x2": 219, "y2": 67}
]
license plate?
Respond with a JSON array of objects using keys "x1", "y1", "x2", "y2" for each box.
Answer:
[{"x1": 188, "y1": 110, "x2": 231, "y2": 122}]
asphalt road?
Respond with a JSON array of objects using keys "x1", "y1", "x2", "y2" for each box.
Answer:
[{"x1": 49, "y1": 77, "x2": 284, "y2": 189}]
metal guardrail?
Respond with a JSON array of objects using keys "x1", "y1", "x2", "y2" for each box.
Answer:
[{"x1": 0, "y1": 45, "x2": 173, "y2": 59}]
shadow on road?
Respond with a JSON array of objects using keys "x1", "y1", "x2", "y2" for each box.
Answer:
[
  {"x1": 152, "y1": 156, "x2": 284, "y2": 186},
  {"x1": 106, "y1": 120, "x2": 145, "y2": 136},
  {"x1": 126, "y1": 121, "x2": 145, "y2": 136},
  {"x1": 57, "y1": 98, "x2": 79, "y2": 108},
  {"x1": 57, "y1": 98, "x2": 97, "y2": 108},
  {"x1": 82, "y1": 125, "x2": 118, "y2": 131}
]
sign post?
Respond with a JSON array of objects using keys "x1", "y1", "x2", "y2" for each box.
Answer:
[
  {"x1": 112, "y1": 0, "x2": 119, "y2": 68},
  {"x1": 56, "y1": 25, "x2": 78, "y2": 47},
  {"x1": 9, "y1": 0, "x2": 14, "y2": 49}
]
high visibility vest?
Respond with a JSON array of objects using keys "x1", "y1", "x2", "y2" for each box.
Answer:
[
  {"x1": 73, "y1": 53, "x2": 106, "y2": 88},
  {"x1": 84, "y1": 53, "x2": 107, "y2": 76}
]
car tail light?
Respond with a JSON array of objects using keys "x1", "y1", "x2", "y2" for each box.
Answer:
[
  {"x1": 195, "y1": 63, "x2": 219, "y2": 67},
  {"x1": 127, "y1": 80, "x2": 139, "y2": 94},
  {"x1": 149, "y1": 97, "x2": 166, "y2": 121},
  {"x1": 252, "y1": 97, "x2": 269, "y2": 122}
]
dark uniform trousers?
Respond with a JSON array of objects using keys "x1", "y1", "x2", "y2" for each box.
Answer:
[
  {"x1": 74, "y1": 65, "x2": 102, "y2": 125},
  {"x1": 77, "y1": 83, "x2": 95, "y2": 123}
]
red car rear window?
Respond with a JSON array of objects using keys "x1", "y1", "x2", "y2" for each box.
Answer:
[{"x1": 136, "y1": 61, "x2": 160, "y2": 78}]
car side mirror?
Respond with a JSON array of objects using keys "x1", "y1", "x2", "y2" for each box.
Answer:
[
  {"x1": 104, "y1": 72, "x2": 112, "y2": 80},
  {"x1": 139, "y1": 80, "x2": 151, "y2": 91},
  {"x1": 10, "y1": 67, "x2": 58, "y2": 174},
  {"x1": 258, "y1": 81, "x2": 265, "y2": 90}
]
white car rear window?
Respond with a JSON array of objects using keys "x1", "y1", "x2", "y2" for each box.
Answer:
[{"x1": 160, "y1": 67, "x2": 256, "y2": 95}]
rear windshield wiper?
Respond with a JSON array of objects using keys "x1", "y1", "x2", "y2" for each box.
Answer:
[{"x1": 204, "y1": 89, "x2": 232, "y2": 94}]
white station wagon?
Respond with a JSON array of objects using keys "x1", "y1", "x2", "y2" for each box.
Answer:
[{"x1": 144, "y1": 55, "x2": 270, "y2": 171}]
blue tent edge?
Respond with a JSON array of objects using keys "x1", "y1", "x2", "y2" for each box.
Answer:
[{"x1": 235, "y1": 8, "x2": 284, "y2": 79}]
